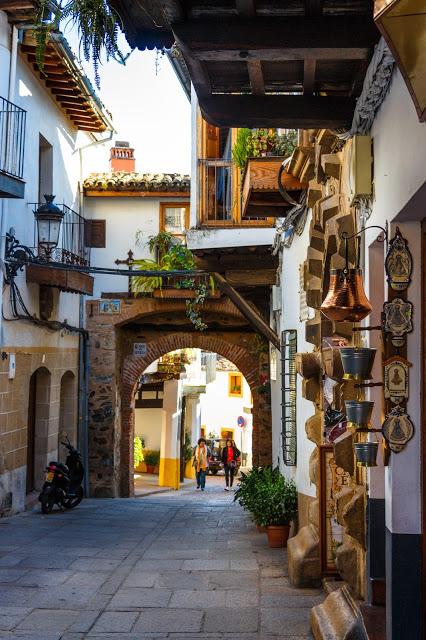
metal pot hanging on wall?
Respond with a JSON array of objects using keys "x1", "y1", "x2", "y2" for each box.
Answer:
[
  {"x1": 354, "y1": 441, "x2": 378, "y2": 467},
  {"x1": 321, "y1": 268, "x2": 372, "y2": 322},
  {"x1": 321, "y1": 234, "x2": 372, "y2": 322},
  {"x1": 340, "y1": 347, "x2": 376, "y2": 381},
  {"x1": 345, "y1": 400, "x2": 374, "y2": 427}
]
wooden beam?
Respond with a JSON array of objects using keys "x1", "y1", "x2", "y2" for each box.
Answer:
[
  {"x1": 303, "y1": 59, "x2": 316, "y2": 95},
  {"x1": 212, "y1": 272, "x2": 280, "y2": 351},
  {"x1": 194, "y1": 253, "x2": 277, "y2": 271},
  {"x1": 225, "y1": 269, "x2": 276, "y2": 287},
  {"x1": 305, "y1": 0, "x2": 323, "y2": 15},
  {"x1": 247, "y1": 59, "x2": 264, "y2": 96},
  {"x1": 198, "y1": 94, "x2": 356, "y2": 129},
  {"x1": 173, "y1": 17, "x2": 378, "y2": 60},
  {"x1": 236, "y1": 0, "x2": 255, "y2": 16}
]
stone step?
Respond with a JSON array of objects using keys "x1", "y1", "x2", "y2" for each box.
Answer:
[{"x1": 311, "y1": 584, "x2": 369, "y2": 640}]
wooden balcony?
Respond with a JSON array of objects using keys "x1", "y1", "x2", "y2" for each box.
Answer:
[
  {"x1": 241, "y1": 157, "x2": 306, "y2": 219},
  {"x1": 26, "y1": 264, "x2": 94, "y2": 295}
]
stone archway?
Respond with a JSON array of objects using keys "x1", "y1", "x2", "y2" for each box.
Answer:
[
  {"x1": 87, "y1": 297, "x2": 272, "y2": 498},
  {"x1": 120, "y1": 332, "x2": 265, "y2": 497}
]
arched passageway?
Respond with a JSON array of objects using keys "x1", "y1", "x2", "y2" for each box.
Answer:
[
  {"x1": 26, "y1": 367, "x2": 51, "y2": 493},
  {"x1": 87, "y1": 297, "x2": 272, "y2": 498}
]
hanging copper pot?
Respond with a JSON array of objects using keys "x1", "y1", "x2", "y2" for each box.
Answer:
[{"x1": 321, "y1": 268, "x2": 372, "y2": 322}]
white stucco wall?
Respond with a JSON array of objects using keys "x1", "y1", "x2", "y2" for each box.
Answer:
[
  {"x1": 187, "y1": 227, "x2": 275, "y2": 251},
  {"x1": 272, "y1": 218, "x2": 316, "y2": 498},
  {"x1": 199, "y1": 370, "x2": 252, "y2": 455},
  {"x1": 1, "y1": 21, "x2": 95, "y2": 349},
  {"x1": 361, "y1": 68, "x2": 426, "y2": 535},
  {"x1": 134, "y1": 408, "x2": 163, "y2": 451},
  {"x1": 84, "y1": 196, "x2": 189, "y2": 298}
]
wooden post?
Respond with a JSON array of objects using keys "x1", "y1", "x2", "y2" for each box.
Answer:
[{"x1": 212, "y1": 272, "x2": 280, "y2": 351}]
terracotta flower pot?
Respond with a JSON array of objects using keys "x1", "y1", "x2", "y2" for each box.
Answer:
[
  {"x1": 145, "y1": 465, "x2": 155, "y2": 474},
  {"x1": 256, "y1": 524, "x2": 267, "y2": 533},
  {"x1": 266, "y1": 525, "x2": 290, "y2": 548}
]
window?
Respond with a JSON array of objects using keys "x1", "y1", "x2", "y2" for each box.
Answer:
[
  {"x1": 281, "y1": 330, "x2": 297, "y2": 466},
  {"x1": 38, "y1": 134, "x2": 53, "y2": 202},
  {"x1": 160, "y1": 203, "x2": 189, "y2": 244},
  {"x1": 228, "y1": 373, "x2": 243, "y2": 398},
  {"x1": 221, "y1": 429, "x2": 234, "y2": 440}
]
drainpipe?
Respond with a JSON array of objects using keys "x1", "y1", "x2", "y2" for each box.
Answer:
[{"x1": 0, "y1": 25, "x2": 19, "y2": 347}]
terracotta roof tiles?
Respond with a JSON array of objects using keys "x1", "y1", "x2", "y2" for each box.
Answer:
[{"x1": 83, "y1": 172, "x2": 190, "y2": 193}]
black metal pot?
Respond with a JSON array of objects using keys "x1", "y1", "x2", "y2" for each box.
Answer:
[
  {"x1": 340, "y1": 348, "x2": 376, "y2": 381},
  {"x1": 345, "y1": 400, "x2": 374, "y2": 426},
  {"x1": 354, "y1": 442, "x2": 378, "y2": 467}
]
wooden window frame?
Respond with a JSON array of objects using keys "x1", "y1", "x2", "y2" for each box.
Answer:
[
  {"x1": 160, "y1": 202, "x2": 190, "y2": 239},
  {"x1": 228, "y1": 372, "x2": 243, "y2": 398},
  {"x1": 84, "y1": 219, "x2": 106, "y2": 248}
]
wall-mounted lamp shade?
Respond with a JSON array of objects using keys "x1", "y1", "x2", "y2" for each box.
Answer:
[{"x1": 375, "y1": 0, "x2": 426, "y2": 121}]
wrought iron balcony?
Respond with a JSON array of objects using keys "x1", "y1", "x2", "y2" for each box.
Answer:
[
  {"x1": 0, "y1": 96, "x2": 26, "y2": 198},
  {"x1": 30, "y1": 202, "x2": 90, "y2": 266}
]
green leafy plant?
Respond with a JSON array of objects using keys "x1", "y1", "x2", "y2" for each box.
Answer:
[
  {"x1": 274, "y1": 130, "x2": 298, "y2": 158},
  {"x1": 183, "y1": 432, "x2": 194, "y2": 464},
  {"x1": 234, "y1": 466, "x2": 297, "y2": 527},
  {"x1": 34, "y1": 0, "x2": 125, "y2": 88},
  {"x1": 232, "y1": 128, "x2": 298, "y2": 170},
  {"x1": 133, "y1": 436, "x2": 144, "y2": 469},
  {"x1": 232, "y1": 128, "x2": 252, "y2": 170},
  {"x1": 131, "y1": 233, "x2": 213, "y2": 331},
  {"x1": 144, "y1": 450, "x2": 160, "y2": 467}
]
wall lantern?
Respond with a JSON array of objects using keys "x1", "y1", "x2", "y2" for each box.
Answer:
[
  {"x1": 33, "y1": 195, "x2": 64, "y2": 259},
  {"x1": 321, "y1": 225, "x2": 388, "y2": 322}
]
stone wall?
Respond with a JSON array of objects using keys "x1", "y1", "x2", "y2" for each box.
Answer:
[
  {"x1": 86, "y1": 297, "x2": 272, "y2": 498},
  {"x1": 0, "y1": 348, "x2": 78, "y2": 515}
]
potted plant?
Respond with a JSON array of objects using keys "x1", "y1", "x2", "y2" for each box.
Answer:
[
  {"x1": 234, "y1": 466, "x2": 269, "y2": 532},
  {"x1": 253, "y1": 467, "x2": 298, "y2": 548},
  {"x1": 144, "y1": 450, "x2": 160, "y2": 474},
  {"x1": 134, "y1": 436, "x2": 144, "y2": 471}
]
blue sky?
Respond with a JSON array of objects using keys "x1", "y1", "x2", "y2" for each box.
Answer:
[{"x1": 64, "y1": 28, "x2": 191, "y2": 175}]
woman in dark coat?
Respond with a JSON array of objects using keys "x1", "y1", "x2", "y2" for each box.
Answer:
[{"x1": 221, "y1": 439, "x2": 241, "y2": 491}]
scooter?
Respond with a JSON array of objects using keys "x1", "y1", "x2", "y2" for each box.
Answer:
[{"x1": 38, "y1": 437, "x2": 84, "y2": 514}]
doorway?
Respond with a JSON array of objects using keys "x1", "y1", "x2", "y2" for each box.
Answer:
[{"x1": 26, "y1": 367, "x2": 51, "y2": 493}]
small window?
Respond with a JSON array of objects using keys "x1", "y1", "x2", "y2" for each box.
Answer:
[
  {"x1": 228, "y1": 373, "x2": 243, "y2": 397},
  {"x1": 85, "y1": 219, "x2": 106, "y2": 248},
  {"x1": 38, "y1": 134, "x2": 53, "y2": 202},
  {"x1": 160, "y1": 203, "x2": 189, "y2": 244}
]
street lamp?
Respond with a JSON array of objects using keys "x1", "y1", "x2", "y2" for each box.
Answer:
[{"x1": 33, "y1": 195, "x2": 64, "y2": 259}]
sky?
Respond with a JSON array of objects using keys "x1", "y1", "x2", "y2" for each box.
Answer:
[{"x1": 63, "y1": 28, "x2": 192, "y2": 175}]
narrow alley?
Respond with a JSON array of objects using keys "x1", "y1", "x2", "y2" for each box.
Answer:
[{"x1": 0, "y1": 480, "x2": 319, "y2": 639}]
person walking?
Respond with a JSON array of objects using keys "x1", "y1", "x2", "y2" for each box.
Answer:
[
  {"x1": 221, "y1": 439, "x2": 240, "y2": 491},
  {"x1": 193, "y1": 437, "x2": 208, "y2": 491}
]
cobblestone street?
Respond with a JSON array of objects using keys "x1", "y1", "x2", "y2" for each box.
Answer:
[{"x1": 0, "y1": 479, "x2": 319, "y2": 639}]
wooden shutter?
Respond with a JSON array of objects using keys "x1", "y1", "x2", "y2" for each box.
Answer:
[{"x1": 85, "y1": 219, "x2": 106, "y2": 248}]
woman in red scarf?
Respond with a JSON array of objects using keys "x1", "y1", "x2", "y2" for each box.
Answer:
[{"x1": 221, "y1": 439, "x2": 240, "y2": 491}]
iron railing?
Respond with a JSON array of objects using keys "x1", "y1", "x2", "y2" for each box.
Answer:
[
  {"x1": 281, "y1": 329, "x2": 297, "y2": 466},
  {"x1": 198, "y1": 158, "x2": 236, "y2": 223},
  {"x1": 31, "y1": 203, "x2": 90, "y2": 266},
  {"x1": 0, "y1": 96, "x2": 26, "y2": 180}
]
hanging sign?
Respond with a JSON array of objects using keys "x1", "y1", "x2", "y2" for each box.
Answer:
[
  {"x1": 381, "y1": 405, "x2": 414, "y2": 453},
  {"x1": 99, "y1": 300, "x2": 121, "y2": 315},
  {"x1": 383, "y1": 356, "x2": 411, "y2": 405},
  {"x1": 383, "y1": 298, "x2": 413, "y2": 347},
  {"x1": 385, "y1": 227, "x2": 413, "y2": 291},
  {"x1": 237, "y1": 416, "x2": 246, "y2": 428}
]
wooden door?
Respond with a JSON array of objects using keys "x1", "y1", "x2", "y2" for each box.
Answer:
[{"x1": 26, "y1": 372, "x2": 37, "y2": 494}]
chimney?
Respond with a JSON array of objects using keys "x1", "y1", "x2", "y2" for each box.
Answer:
[{"x1": 110, "y1": 141, "x2": 135, "y2": 172}]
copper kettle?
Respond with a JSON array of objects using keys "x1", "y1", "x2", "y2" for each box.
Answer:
[{"x1": 321, "y1": 268, "x2": 372, "y2": 322}]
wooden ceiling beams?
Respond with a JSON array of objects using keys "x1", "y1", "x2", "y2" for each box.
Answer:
[{"x1": 198, "y1": 94, "x2": 356, "y2": 129}]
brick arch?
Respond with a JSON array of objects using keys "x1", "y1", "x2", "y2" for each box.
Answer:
[{"x1": 119, "y1": 332, "x2": 262, "y2": 497}]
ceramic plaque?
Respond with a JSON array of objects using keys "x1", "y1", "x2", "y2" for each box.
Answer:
[
  {"x1": 383, "y1": 298, "x2": 413, "y2": 347},
  {"x1": 385, "y1": 227, "x2": 413, "y2": 291},
  {"x1": 384, "y1": 356, "x2": 411, "y2": 404},
  {"x1": 381, "y1": 405, "x2": 414, "y2": 453}
]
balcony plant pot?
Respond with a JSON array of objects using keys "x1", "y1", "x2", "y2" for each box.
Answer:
[
  {"x1": 345, "y1": 400, "x2": 374, "y2": 426},
  {"x1": 354, "y1": 442, "x2": 378, "y2": 467},
  {"x1": 266, "y1": 524, "x2": 291, "y2": 548},
  {"x1": 340, "y1": 347, "x2": 376, "y2": 381}
]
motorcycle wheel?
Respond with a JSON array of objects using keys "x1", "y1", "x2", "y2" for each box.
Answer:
[
  {"x1": 63, "y1": 486, "x2": 83, "y2": 509},
  {"x1": 41, "y1": 495, "x2": 55, "y2": 514}
]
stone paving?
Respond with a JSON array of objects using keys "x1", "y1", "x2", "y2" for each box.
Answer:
[{"x1": 0, "y1": 478, "x2": 320, "y2": 639}]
